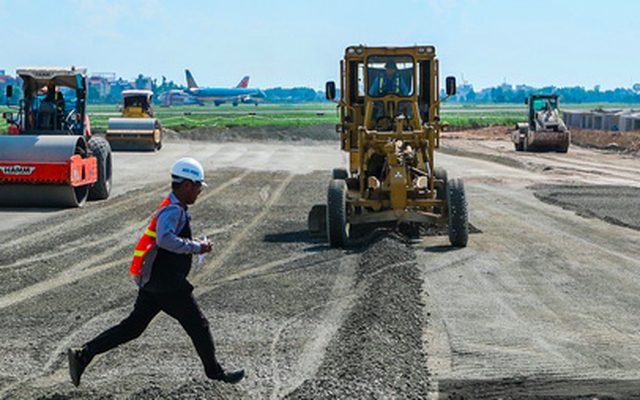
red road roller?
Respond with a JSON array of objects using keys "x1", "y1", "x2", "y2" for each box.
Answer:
[{"x1": 0, "y1": 67, "x2": 112, "y2": 207}]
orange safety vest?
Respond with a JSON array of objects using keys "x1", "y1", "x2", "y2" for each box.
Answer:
[{"x1": 130, "y1": 196, "x2": 179, "y2": 276}]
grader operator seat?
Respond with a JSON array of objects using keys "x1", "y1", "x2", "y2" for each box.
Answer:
[
  {"x1": 37, "y1": 101, "x2": 58, "y2": 130},
  {"x1": 366, "y1": 56, "x2": 415, "y2": 131}
]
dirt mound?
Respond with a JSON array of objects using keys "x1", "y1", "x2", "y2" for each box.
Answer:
[
  {"x1": 164, "y1": 124, "x2": 338, "y2": 143},
  {"x1": 570, "y1": 128, "x2": 640, "y2": 153},
  {"x1": 443, "y1": 125, "x2": 640, "y2": 155}
]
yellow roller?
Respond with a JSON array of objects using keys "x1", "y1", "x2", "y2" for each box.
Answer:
[
  {"x1": 106, "y1": 118, "x2": 162, "y2": 151},
  {"x1": 106, "y1": 89, "x2": 163, "y2": 151}
]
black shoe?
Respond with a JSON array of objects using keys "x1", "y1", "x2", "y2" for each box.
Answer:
[
  {"x1": 211, "y1": 369, "x2": 245, "y2": 384},
  {"x1": 68, "y1": 347, "x2": 90, "y2": 387}
]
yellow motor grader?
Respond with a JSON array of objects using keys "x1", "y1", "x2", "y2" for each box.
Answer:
[{"x1": 309, "y1": 45, "x2": 468, "y2": 248}]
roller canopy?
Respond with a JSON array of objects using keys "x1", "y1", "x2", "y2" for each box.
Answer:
[{"x1": 16, "y1": 66, "x2": 87, "y2": 90}]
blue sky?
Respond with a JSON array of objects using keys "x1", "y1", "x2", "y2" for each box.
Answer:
[{"x1": 0, "y1": 0, "x2": 637, "y2": 90}]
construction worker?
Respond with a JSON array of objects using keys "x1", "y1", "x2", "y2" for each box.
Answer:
[
  {"x1": 68, "y1": 157, "x2": 245, "y2": 387},
  {"x1": 38, "y1": 80, "x2": 65, "y2": 129},
  {"x1": 369, "y1": 60, "x2": 409, "y2": 97}
]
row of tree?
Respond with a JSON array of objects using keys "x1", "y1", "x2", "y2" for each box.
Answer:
[
  {"x1": 4, "y1": 78, "x2": 640, "y2": 105},
  {"x1": 451, "y1": 83, "x2": 640, "y2": 104}
]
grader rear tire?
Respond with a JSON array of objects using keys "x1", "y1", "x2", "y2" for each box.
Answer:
[
  {"x1": 88, "y1": 136, "x2": 113, "y2": 201},
  {"x1": 447, "y1": 178, "x2": 468, "y2": 247},
  {"x1": 327, "y1": 179, "x2": 349, "y2": 247}
]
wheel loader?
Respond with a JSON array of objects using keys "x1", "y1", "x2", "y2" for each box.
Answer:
[
  {"x1": 308, "y1": 45, "x2": 468, "y2": 248},
  {"x1": 0, "y1": 66, "x2": 112, "y2": 207},
  {"x1": 106, "y1": 89, "x2": 162, "y2": 151},
  {"x1": 513, "y1": 94, "x2": 570, "y2": 153}
]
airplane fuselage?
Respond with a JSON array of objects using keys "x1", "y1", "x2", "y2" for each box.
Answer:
[{"x1": 187, "y1": 87, "x2": 266, "y2": 105}]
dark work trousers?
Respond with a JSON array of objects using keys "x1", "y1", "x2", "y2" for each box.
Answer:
[{"x1": 84, "y1": 289, "x2": 223, "y2": 378}]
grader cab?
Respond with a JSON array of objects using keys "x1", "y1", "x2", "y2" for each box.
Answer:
[{"x1": 309, "y1": 45, "x2": 468, "y2": 247}]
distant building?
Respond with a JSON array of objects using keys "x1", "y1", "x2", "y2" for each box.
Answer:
[{"x1": 563, "y1": 109, "x2": 640, "y2": 132}]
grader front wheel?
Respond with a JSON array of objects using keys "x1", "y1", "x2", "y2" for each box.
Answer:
[
  {"x1": 447, "y1": 178, "x2": 468, "y2": 247},
  {"x1": 327, "y1": 179, "x2": 349, "y2": 247}
]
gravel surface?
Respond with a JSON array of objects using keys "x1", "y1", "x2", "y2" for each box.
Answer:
[
  {"x1": 2, "y1": 128, "x2": 640, "y2": 398},
  {"x1": 0, "y1": 168, "x2": 433, "y2": 399},
  {"x1": 532, "y1": 184, "x2": 640, "y2": 231},
  {"x1": 164, "y1": 123, "x2": 339, "y2": 143}
]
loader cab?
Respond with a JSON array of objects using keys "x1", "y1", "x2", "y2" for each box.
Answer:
[{"x1": 10, "y1": 67, "x2": 88, "y2": 136}]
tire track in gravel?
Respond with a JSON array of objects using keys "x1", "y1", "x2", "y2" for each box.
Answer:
[
  {"x1": 190, "y1": 173, "x2": 294, "y2": 285},
  {"x1": 0, "y1": 171, "x2": 251, "y2": 310},
  {"x1": 0, "y1": 170, "x2": 249, "y2": 263},
  {"x1": 0, "y1": 184, "x2": 166, "y2": 252},
  {"x1": 0, "y1": 307, "x2": 128, "y2": 399},
  {"x1": 0, "y1": 171, "x2": 255, "y2": 397},
  {"x1": 269, "y1": 255, "x2": 358, "y2": 400}
]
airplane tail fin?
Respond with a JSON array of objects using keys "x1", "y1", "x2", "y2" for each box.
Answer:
[
  {"x1": 185, "y1": 69, "x2": 198, "y2": 90},
  {"x1": 236, "y1": 76, "x2": 250, "y2": 88}
]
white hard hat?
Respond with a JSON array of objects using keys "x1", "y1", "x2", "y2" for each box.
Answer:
[{"x1": 170, "y1": 157, "x2": 207, "y2": 186}]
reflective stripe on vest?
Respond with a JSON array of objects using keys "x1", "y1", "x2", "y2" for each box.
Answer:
[
  {"x1": 129, "y1": 196, "x2": 175, "y2": 276},
  {"x1": 377, "y1": 75, "x2": 401, "y2": 96}
]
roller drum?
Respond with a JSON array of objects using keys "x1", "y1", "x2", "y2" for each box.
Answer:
[
  {"x1": 0, "y1": 135, "x2": 87, "y2": 162},
  {"x1": 106, "y1": 118, "x2": 161, "y2": 151},
  {"x1": 0, "y1": 184, "x2": 90, "y2": 207},
  {"x1": 0, "y1": 135, "x2": 90, "y2": 207}
]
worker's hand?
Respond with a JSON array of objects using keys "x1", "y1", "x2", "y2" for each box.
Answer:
[{"x1": 197, "y1": 239, "x2": 213, "y2": 254}]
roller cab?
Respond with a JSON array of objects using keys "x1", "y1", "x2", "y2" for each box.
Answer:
[
  {"x1": 1, "y1": 66, "x2": 112, "y2": 207},
  {"x1": 106, "y1": 90, "x2": 163, "y2": 151},
  {"x1": 513, "y1": 95, "x2": 570, "y2": 153}
]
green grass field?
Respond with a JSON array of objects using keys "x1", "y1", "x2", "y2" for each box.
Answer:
[{"x1": 2, "y1": 102, "x2": 639, "y2": 134}]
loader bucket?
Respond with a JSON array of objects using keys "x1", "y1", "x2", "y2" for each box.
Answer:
[
  {"x1": 106, "y1": 118, "x2": 162, "y2": 151},
  {"x1": 308, "y1": 204, "x2": 327, "y2": 238}
]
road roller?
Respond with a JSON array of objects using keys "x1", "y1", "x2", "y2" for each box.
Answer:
[
  {"x1": 0, "y1": 66, "x2": 112, "y2": 208},
  {"x1": 513, "y1": 94, "x2": 570, "y2": 153},
  {"x1": 308, "y1": 45, "x2": 468, "y2": 248},
  {"x1": 106, "y1": 89, "x2": 162, "y2": 151}
]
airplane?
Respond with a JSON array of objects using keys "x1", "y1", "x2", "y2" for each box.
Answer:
[
  {"x1": 185, "y1": 69, "x2": 266, "y2": 106},
  {"x1": 157, "y1": 89, "x2": 202, "y2": 106}
]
